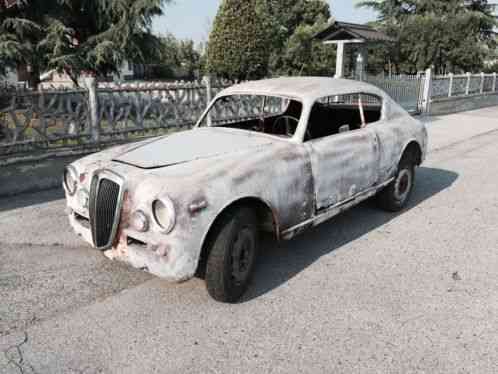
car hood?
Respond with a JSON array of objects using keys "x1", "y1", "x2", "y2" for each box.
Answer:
[{"x1": 112, "y1": 127, "x2": 275, "y2": 169}]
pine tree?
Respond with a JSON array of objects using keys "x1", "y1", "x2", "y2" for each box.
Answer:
[{"x1": 0, "y1": 0, "x2": 170, "y2": 86}]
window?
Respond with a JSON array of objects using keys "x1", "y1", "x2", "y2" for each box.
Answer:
[
  {"x1": 306, "y1": 93, "x2": 382, "y2": 141},
  {"x1": 198, "y1": 94, "x2": 303, "y2": 138}
]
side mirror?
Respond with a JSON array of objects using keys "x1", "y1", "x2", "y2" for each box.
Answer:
[{"x1": 338, "y1": 124, "x2": 350, "y2": 133}]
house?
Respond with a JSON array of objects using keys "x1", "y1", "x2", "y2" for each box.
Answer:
[
  {"x1": 37, "y1": 60, "x2": 146, "y2": 89},
  {"x1": 116, "y1": 61, "x2": 145, "y2": 81},
  {"x1": 38, "y1": 70, "x2": 78, "y2": 90}
]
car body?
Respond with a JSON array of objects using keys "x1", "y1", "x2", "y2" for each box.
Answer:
[{"x1": 64, "y1": 77, "x2": 428, "y2": 301}]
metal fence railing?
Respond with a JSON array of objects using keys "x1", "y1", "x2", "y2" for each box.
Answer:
[
  {"x1": 432, "y1": 73, "x2": 497, "y2": 99},
  {"x1": 364, "y1": 74, "x2": 426, "y2": 114},
  {"x1": 363, "y1": 71, "x2": 498, "y2": 114}
]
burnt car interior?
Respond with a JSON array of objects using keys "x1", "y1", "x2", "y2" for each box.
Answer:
[
  {"x1": 200, "y1": 93, "x2": 382, "y2": 140},
  {"x1": 305, "y1": 93, "x2": 382, "y2": 141},
  {"x1": 222, "y1": 100, "x2": 303, "y2": 137}
]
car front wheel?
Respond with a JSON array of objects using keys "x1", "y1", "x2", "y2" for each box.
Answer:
[
  {"x1": 205, "y1": 207, "x2": 259, "y2": 303},
  {"x1": 377, "y1": 156, "x2": 415, "y2": 212}
]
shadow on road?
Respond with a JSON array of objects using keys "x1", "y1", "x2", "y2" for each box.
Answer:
[
  {"x1": 0, "y1": 188, "x2": 64, "y2": 213},
  {"x1": 242, "y1": 167, "x2": 458, "y2": 302}
]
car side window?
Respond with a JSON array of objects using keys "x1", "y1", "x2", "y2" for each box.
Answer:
[{"x1": 305, "y1": 93, "x2": 383, "y2": 141}]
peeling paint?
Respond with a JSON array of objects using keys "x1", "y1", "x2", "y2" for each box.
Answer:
[{"x1": 64, "y1": 77, "x2": 428, "y2": 283}]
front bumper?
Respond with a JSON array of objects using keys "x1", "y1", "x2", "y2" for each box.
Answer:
[{"x1": 67, "y1": 207, "x2": 197, "y2": 282}]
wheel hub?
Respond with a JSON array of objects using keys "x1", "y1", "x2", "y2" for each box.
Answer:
[
  {"x1": 231, "y1": 229, "x2": 254, "y2": 283},
  {"x1": 394, "y1": 169, "x2": 412, "y2": 202}
]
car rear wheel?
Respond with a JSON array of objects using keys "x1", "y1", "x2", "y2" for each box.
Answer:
[
  {"x1": 205, "y1": 207, "x2": 259, "y2": 303},
  {"x1": 377, "y1": 156, "x2": 415, "y2": 212}
]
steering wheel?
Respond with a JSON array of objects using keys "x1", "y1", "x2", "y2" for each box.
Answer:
[{"x1": 272, "y1": 115, "x2": 300, "y2": 137}]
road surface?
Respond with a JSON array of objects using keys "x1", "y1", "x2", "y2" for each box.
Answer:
[{"x1": 1, "y1": 107, "x2": 498, "y2": 373}]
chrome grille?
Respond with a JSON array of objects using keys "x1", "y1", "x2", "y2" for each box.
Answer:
[{"x1": 89, "y1": 172, "x2": 124, "y2": 249}]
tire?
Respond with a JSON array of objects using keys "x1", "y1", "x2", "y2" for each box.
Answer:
[
  {"x1": 205, "y1": 207, "x2": 259, "y2": 303},
  {"x1": 377, "y1": 155, "x2": 416, "y2": 212}
]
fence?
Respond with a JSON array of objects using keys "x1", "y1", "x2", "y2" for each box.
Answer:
[
  {"x1": 365, "y1": 70, "x2": 498, "y2": 114},
  {"x1": 2, "y1": 70, "x2": 498, "y2": 158},
  {"x1": 364, "y1": 73, "x2": 426, "y2": 114},
  {"x1": 0, "y1": 77, "x2": 231, "y2": 157},
  {"x1": 431, "y1": 72, "x2": 497, "y2": 98},
  {"x1": 0, "y1": 88, "x2": 90, "y2": 156}
]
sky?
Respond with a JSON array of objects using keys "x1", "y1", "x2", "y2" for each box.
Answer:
[{"x1": 152, "y1": 0, "x2": 378, "y2": 44}]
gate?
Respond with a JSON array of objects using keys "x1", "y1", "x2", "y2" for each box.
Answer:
[{"x1": 364, "y1": 74, "x2": 426, "y2": 114}]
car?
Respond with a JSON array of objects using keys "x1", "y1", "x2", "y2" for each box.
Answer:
[{"x1": 64, "y1": 77, "x2": 428, "y2": 303}]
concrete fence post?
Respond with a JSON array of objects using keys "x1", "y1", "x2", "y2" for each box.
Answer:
[
  {"x1": 493, "y1": 73, "x2": 497, "y2": 93},
  {"x1": 448, "y1": 73, "x2": 454, "y2": 97},
  {"x1": 203, "y1": 75, "x2": 212, "y2": 127},
  {"x1": 422, "y1": 68, "x2": 433, "y2": 114},
  {"x1": 83, "y1": 76, "x2": 99, "y2": 143},
  {"x1": 465, "y1": 72, "x2": 471, "y2": 96},
  {"x1": 480, "y1": 72, "x2": 485, "y2": 94}
]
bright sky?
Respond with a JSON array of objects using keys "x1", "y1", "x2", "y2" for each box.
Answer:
[{"x1": 152, "y1": 0, "x2": 378, "y2": 44}]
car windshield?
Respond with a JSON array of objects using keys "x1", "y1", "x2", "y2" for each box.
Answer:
[{"x1": 197, "y1": 94, "x2": 303, "y2": 138}]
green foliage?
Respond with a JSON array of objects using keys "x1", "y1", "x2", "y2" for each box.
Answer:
[
  {"x1": 178, "y1": 39, "x2": 202, "y2": 79},
  {"x1": 358, "y1": 0, "x2": 498, "y2": 74},
  {"x1": 0, "y1": 0, "x2": 170, "y2": 84},
  {"x1": 269, "y1": 16, "x2": 336, "y2": 76},
  {"x1": 483, "y1": 61, "x2": 498, "y2": 73},
  {"x1": 207, "y1": 0, "x2": 335, "y2": 79},
  {"x1": 207, "y1": 0, "x2": 274, "y2": 81},
  {"x1": 267, "y1": 0, "x2": 335, "y2": 76},
  {"x1": 151, "y1": 34, "x2": 202, "y2": 80}
]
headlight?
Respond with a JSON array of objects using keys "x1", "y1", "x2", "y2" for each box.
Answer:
[
  {"x1": 152, "y1": 198, "x2": 176, "y2": 233},
  {"x1": 64, "y1": 166, "x2": 78, "y2": 195},
  {"x1": 131, "y1": 210, "x2": 149, "y2": 232},
  {"x1": 77, "y1": 189, "x2": 89, "y2": 209}
]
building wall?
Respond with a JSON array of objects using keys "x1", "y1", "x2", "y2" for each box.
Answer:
[{"x1": 4, "y1": 68, "x2": 18, "y2": 85}]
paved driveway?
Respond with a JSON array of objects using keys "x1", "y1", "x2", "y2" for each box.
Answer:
[{"x1": 1, "y1": 107, "x2": 498, "y2": 373}]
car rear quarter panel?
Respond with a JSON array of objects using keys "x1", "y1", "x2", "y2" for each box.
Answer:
[{"x1": 370, "y1": 113, "x2": 427, "y2": 181}]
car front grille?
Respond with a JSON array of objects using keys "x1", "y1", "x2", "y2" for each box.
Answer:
[{"x1": 89, "y1": 172, "x2": 124, "y2": 249}]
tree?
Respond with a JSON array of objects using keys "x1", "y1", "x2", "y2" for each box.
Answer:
[
  {"x1": 0, "y1": 0, "x2": 170, "y2": 86},
  {"x1": 0, "y1": 0, "x2": 49, "y2": 85},
  {"x1": 207, "y1": 0, "x2": 274, "y2": 81},
  {"x1": 267, "y1": 0, "x2": 336, "y2": 76},
  {"x1": 150, "y1": 34, "x2": 202, "y2": 80},
  {"x1": 177, "y1": 39, "x2": 202, "y2": 79},
  {"x1": 267, "y1": 0, "x2": 331, "y2": 41},
  {"x1": 207, "y1": 0, "x2": 336, "y2": 79},
  {"x1": 358, "y1": 0, "x2": 497, "y2": 74}
]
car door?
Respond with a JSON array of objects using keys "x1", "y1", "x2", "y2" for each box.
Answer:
[{"x1": 307, "y1": 128, "x2": 380, "y2": 210}]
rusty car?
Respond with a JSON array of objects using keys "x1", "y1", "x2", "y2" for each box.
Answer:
[{"x1": 63, "y1": 77, "x2": 428, "y2": 302}]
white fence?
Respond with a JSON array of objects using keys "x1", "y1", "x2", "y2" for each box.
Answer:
[
  {"x1": 2, "y1": 70, "x2": 498, "y2": 157},
  {"x1": 365, "y1": 70, "x2": 498, "y2": 114},
  {"x1": 365, "y1": 74, "x2": 426, "y2": 113},
  {"x1": 432, "y1": 72, "x2": 497, "y2": 98}
]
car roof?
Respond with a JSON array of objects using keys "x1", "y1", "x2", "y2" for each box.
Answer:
[{"x1": 218, "y1": 77, "x2": 387, "y2": 102}]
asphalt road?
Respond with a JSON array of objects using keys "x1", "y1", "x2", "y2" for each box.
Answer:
[{"x1": 1, "y1": 108, "x2": 498, "y2": 373}]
